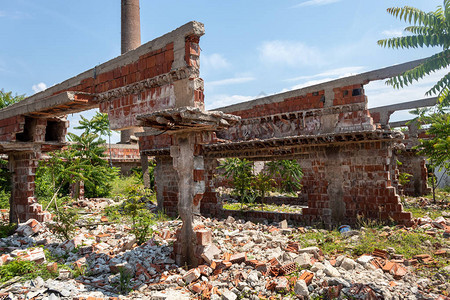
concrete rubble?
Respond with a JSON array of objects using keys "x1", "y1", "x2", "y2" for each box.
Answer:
[{"x1": 0, "y1": 199, "x2": 449, "y2": 299}]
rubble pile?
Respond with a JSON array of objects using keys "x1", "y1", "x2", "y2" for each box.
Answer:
[{"x1": 0, "y1": 201, "x2": 449, "y2": 299}]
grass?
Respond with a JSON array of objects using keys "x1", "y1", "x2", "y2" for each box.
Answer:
[
  {"x1": 110, "y1": 175, "x2": 143, "y2": 197},
  {"x1": 223, "y1": 202, "x2": 303, "y2": 213},
  {"x1": 405, "y1": 206, "x2": 450, "y2": 219},
  {"x1": 296, "y1": 230, "x2": 347, "y2": 255}
]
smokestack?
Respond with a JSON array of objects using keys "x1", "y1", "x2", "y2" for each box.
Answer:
[
  {"x1": 121, "y1": 0, "x2": 141, "y2": 54},
  {"x1": 120, "y1": 0, "x2": 141, "y2": 143}
]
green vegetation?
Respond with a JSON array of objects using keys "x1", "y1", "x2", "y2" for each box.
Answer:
[
  {"x1": 0, "y1": 89, "x2": 25, "y2": 109},
  {"x1": 379, "y1": 1, "x2": 450, "y2": 203},
  {"x1": 119, "y1": 185, "x2": 156, "y2": 245},
  {"x1": 0, "y1": 223, "x2": 16, "y2": 238},
  {"x1": 223, "y1": 202, "x2": 302, "y2": 214},
  {"x1": 35, "y1": 113, "x2": 119, "y2": 204},
  {"x1": 218, "y1": 159, "x2": 303, "y2": 210},
  {"x1": 378, "y1": 2, "x2": 450, "y2": 107},
  {"x1": 297, "y1": 230, "x2": 347, "y2": 255},
  {"x1": 48, "y1": 208, "x2": 79, "y2": 241},
  {"x1": 0, "y1": 258, "x2": 58, "y2": 283}
]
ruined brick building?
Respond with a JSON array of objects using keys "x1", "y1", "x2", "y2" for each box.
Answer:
[{"x1": 0, "y1": 21, "x2": 433, "y2": 227}]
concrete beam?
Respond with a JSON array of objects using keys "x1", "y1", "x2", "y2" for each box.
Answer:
[
  {"x1": 215, "y1": 58, "x2": 426, "y2": 114},
  {"x1": 0, "y1": 92, "x2": 96, "y2": 120},
  {"x1": 370, "y1": 97, "x2": 437, "y2": 115}
]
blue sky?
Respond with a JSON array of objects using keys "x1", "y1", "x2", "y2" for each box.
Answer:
[{"x1": 0, "y1": 0, "x2": 445, "y2": 142}]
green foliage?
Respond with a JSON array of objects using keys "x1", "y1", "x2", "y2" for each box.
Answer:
[
  {"x1": 0, "y1": 190, "x2": 9, "y2": 210},
  {"x1": 111, "y1": 174, "x2": 143, "y2": 197},
  {"x1": 378, "y1": 1, "x2": 450, "y2": 107},
  {"x1": 121, "y1": 185, "x2": 155, "y2": 245},
  {"x1": 118, "y1": 267, "x2": 132, "y2": 293},
  {"x1": 36, "y1": 114, "x2": 119, "y2": 201},
  {"x1": 0, "y1": 223, "x2": 16, "y2": 238},
  {"x1": 48, "y1": 208, "x2": 79, "y2": 241},
  {"x1": 0, "y1": 89, "x2": 25, "y2": 109},
  {"x1": 416, "y1": 111, "x2": 450, "y2": 171},
  {"x1": 74, "y1": 112, "x2": 111, "y2": 138},
  {"x1": 296, "y1": 230, "x2": 346, "y2": 255},
  {"x1": 399, "y1": 172, "x2": 413, "y2": 185},
  {"x1": 252, "y1": 173, "x2": 275, "y2": 209},
  {"x1": 0, "y1": 159, "x2": 11, "y2": 209},
  {"x1": 0, "y1": 258, "x2": 57, "y2": 283},
  {"x1": 218, "y1": 158, "x2": 256, "y2": 206},
  {"x1": 352, "y1": 230, "x2": 435, "y2": 259},
  {"x1": 267, "y1": 160, "x2": 303, "y2": 193}
]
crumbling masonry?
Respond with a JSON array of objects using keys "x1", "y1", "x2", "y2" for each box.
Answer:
[{"x1": 0, "y1": 21, "x2": 433, "y2": 229}]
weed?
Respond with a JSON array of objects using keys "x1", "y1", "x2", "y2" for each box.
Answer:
[
  {"x1": 0, "y1": 258, "x2": 58, "y2": 283},
  {"x1": 0, "y1": 223, "x2": 16, "y2": 238},
  {"x1": 48, "y1": 207, "x2": 79, "y2": 241},
  {"x1": 118, "y1": 267, "x2": 132, "y2": 294}
]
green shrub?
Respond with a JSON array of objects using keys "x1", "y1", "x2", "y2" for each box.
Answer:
[
  {"x1": 0, "y1": 258, "x2": 57, "y2": 283},
  {"x1": 48, "y1": 208, "x2": 79, "y2": 241},
  {"x1": 121, "y1": 185, "x2": 155, "y2": 245},
  {"x1": 111, "y1": 175, "x2": 143, "y2": 197},
  {"x1": 0, "y1": 223, "x2": 16, "y2": 238},
  {"x1": 0, "y1": 190, "x2": 10, "y2": 210}
]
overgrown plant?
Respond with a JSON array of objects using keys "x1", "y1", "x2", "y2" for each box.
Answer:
[
  {"x1": 36, "y1": 113, "x2": 118, "y2": 203},
  {"x1": 121, "y1": 185, "x2": 155, "y2": 245},
  {"x1": 48, "y1": 208, "x2": 79, "y2": 241},
  {"x1": 267, "y1": 160, "x2": 303, "y2": 193},
  {"x1": 218, "y1": 158, "x2": 256, "y2": 208}
]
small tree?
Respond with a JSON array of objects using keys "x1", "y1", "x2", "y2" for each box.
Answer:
[
  {"x1": 267, "y1": 160, "x2": 303, "y2": 194},
  {"x1": 218, "y1": 158, "x2": 256, "y2": 208},
  {"x1": 0, "y1": 89, "x2": 24, "y2": 109}
]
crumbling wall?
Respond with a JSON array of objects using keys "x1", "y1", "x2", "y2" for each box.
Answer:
[
  {"x1": 396, "y1": 150, "x2": 430, "y2": 197},
  {"x1": 9, "y1": 152, "x2": 50, "y2": 224}
]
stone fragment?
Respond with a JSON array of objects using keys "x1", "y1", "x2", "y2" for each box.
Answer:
[
  {"x1": 294, "y1": 279, "x2": 309, "y2": 297},
  {"x1": 221, "y1": 289, "x2": 237, "y2": 300},
  {"x1": 340, "y1": 257, "x2": 356, "y2": 270},
  {"x1": 225, "y1": 216, "x2": 235, "y2": 224},
  {"x1": 279, "y1": 220, "x2": 288, "y2": 229},
  {"x1": 183, "y1": 268, "x2": 201, "y2": 284},
  {"x1": 196, "y1": 229, "x2": 212, "y2": 246},
  {"x1": 274, "y1": 276, "x2": 289, "y2": 291},
  {"x1": 295, "y1": 252, "x2": 312, "y2": 268},
  {"x1": 201, "y1": 244, "x2": 221, "y2": 264},
  {"x1": 46, "y1": 262, "x2": 58, "y2": 273},
  {"x1": 20, "y1": 247, "x2": 46, "y2": 264},
  {"x1": 356, "y1": 255, "x2": 374, "y2": 265},
  {"x1": 323, "y1": 261, "x2": 340, "y2": 277},
  {"x1": 16, "y1": 219, "x2": 42, "y2": 237},
  {"x1": 230, "y1": 253, "x2": 246, "y2": 264},
  {"x1": 328, "y1": 277, "x2": 351, "y2": 288}
]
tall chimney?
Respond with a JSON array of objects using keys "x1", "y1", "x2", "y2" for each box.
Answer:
[
  {"x1": 121, "y1": 0, "x2": 141, "y2": 54},
  {"x1": 120, "y1": 0, "x2": 141, "y2": 143}
]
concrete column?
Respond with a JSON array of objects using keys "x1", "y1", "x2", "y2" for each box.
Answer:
[
  {"x1": 120, "y1": 0, "x2": 141, "y2": 143},
  {"x1": 140, "y1": 154, "x2": 150, "y2": 189},
  {"x1": 171, "y1": 133, "x2": 197, "y2": 267}
]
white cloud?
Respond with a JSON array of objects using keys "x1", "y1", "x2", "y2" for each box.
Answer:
[
  {"x1": 32, "y1": 82, "x2": 47, "y2": 93},
  {"x1": 286, "y1": 66, "x2": 366, "y2": 82},
  {"x1": 206, "y1": 94, "x2": 255, "y2": 110},
  {"x1": 381, "y1": 29, "x2": 403, "y2": 37},
  {"x1": 294, "y1": 0, "x2": 341, "y2": 8},
  {"x1": 259, "y1": 41, "x2": 323, "y2": 67},
  {"x1": 202, "y1": 53, "x2": 230, "y2": 70},
  {"x1": 208, "y1": 77, "x2": 255, "y2": 87}
]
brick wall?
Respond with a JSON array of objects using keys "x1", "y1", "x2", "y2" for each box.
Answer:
[
  {"x1": 9, "y1": 152, "x2": 50, "y2": 223},
  {"x1": 396, "y1": 150, "x2": 430, "y2": 197},
  {"x1": 154, "y1": 156, "x2": 179, "y2": 216}
]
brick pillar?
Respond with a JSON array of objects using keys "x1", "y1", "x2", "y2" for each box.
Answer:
[{"x1": 9, "y1": 152, "x2": 50, "y2": 224}]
